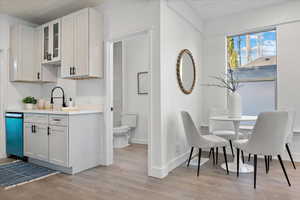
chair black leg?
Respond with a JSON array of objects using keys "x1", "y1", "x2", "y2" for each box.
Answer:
[
  {"x1": 286, "y1": 143, "x2": 296, "y2": 170},
  {"x1": 267, "y1": 155, "x2": 270, "y2": 173},
  {"x1": 254, "y1": 154, "x2": 257, "y2": 189},
  {"x1": 264, "y1": 156, "x2": 268, "y2": 174},
  {"x1": 241, "y1": 150, "x2": 245, "y2": 164},
  {"x1": 208, "y1": 148, "x2": 212, "y2": 158},
  {"x1": 278, "y1": 155, "x2": 291, "y2": 186},
  {"x1": 229, "y1": 140, "x2": 234, "y2": 157},
  {"x1": 237, "y1": 148, "x2": 240, "y2": 177},
  {"x1": 187, "y1": 147, "x2": 194, "y2": 167},
  {"x1": 223, "y1": 146, "x2": 229, "y2": 175},
  {"x1": 197, "y1": 148, "x2": 202, "y2": 177},
  {"x1": 216, "y1": 147, "x2": 219, "y2": 165},
  {"x1": 212, "y1": 148, "x2": 215, "y2": 165},
  {"x1": 248, "y1": 153, "x2": 251, "y2": 162}
]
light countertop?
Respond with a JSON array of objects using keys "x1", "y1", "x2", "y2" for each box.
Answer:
[{"x1": 6, "y1": 107, "x2": 104, "y2": 115}]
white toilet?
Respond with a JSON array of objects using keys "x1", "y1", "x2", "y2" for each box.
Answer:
[{"x1": 113, "y1": 114, "x2": 137, "y2": 148}]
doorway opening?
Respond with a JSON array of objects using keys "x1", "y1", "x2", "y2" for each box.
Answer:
[{"x1": 105, "y1": 30, "x2": 152, "y2": 175}]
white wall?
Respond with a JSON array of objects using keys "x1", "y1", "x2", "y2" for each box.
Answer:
[
  {"x1": 97, "y1": 0, "x2": 163, "y2": 177},
  {"x1": 113, "y1": 42, "x2": 123, "y2": 126},
  {"x1": 0, "y1": 14, "x2": 42, "y2": 158},
  {"x1": 202, "y1": 1, "x2": 300, "y2": 161},
  {"x1": 160, "y1": 0, "x2": 203, "y2": 176},
  {"x1": 277, "y1": 21, "x2": 300, "y2": 161},
  {"x1": 123, "y1": 33, "x2": 150, "y2": 144}
]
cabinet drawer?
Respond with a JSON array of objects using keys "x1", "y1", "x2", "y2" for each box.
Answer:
[
  {"x1": 49, "y1": 115, "x2": 68, "y2": 126},
  {"x1": 24, "y1": 114, "x2": 48, "y2": 124}
]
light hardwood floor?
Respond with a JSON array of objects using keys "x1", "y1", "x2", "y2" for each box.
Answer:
[{"x1": 0, "y1": 144, "x2": 299, "y2": 200}]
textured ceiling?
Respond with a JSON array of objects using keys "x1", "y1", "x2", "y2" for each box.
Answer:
[
  {"x1": 0, "y1": 0, "x2": 104, "y2": 24},
  {"x1": 187, "y1": 0, "x2": 293, "y2": 20}
]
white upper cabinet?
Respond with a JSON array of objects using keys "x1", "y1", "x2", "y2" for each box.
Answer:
[
  {"x1": 34, "y1": 27, "x2": 57, "y2": 82},
  {"x1": 61, "y1": 14, "x2": 74, "y2": 77},
  {"x1": 61, "y1": 8, "x2": 103, "y2": 79},
  {"x1": 10, "y1": 24, "x2": 57, "y2": 82},
  {"x1": 10, "y1": 8, "x2": 102, "y2": 82},
  {"x1": 42, "y1": 19, "x2": 61, "y2": 64},
  {"x1": 10, "y1": 25, "x2": 35, "y2": 82}
]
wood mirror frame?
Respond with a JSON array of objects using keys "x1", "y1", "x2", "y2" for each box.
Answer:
[{"x1": 176, "y1": 49, "x2": 196, "y2": 95}]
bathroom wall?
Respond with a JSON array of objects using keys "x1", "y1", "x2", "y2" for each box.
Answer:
[
  {"x1": 113, "y1": 42, "x2": 123, "y2": 126},
  {"x1": 123, "y1": 33, "x2": 150, "y2": 144}
]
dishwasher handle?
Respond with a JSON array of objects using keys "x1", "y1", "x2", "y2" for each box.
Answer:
[{"x1": 5, "y1": 113, "x2": 23, "y2": 118}]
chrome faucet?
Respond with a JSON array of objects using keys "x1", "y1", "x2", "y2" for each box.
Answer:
[{"x1": 50, "y1": 86, "x2": 67, "y2": 107}]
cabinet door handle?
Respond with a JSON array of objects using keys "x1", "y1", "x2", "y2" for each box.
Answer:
[
  {"x1": 37, "y1": 72, "x2": 40, "y2": 80},
  {"x1": 34, "y1": 125, "x2": 36, "y2": 133},
  {"x1": 47, "y1": 127, "x2": 51, "y2": 136},
  {"x1": 73, "y1": 67, "x2": 76, "y2": 75},
  {"x1": 70, "y1": 67, "x2": 72, "y2": 75},
  {"x1": 47, "y1": 53, "x2": 52, "y2": 61},
  {"x1": 31, "y1": 125, "x2": 34, "y2": 133}
]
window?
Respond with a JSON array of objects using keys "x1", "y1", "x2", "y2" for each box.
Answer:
[{"x1": 227, "y1": 30, "x2": 277, "y2": 117}]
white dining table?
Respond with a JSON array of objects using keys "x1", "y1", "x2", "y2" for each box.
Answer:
[{"x1": 209, "y1": 115, "x2": 257, "y2": 173}]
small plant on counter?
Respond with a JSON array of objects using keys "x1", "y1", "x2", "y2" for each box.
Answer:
[
  {"x1": 22, "y1": 96, "x2": 37, "y2": 104},
  {"x1": 22, "y1": 97, "x2": 37, "y2": 110}
]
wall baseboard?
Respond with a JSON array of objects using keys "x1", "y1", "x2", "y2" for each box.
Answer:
[
  {"x1": 291, "y1": 152, "x2": 300, "y2": 162},
  {"x1": 151, "y1": 148, "x2": 300, "y2": 179},
  {"x1": 149, "y1": 151, "x2": 190, "y2": 179},
  {"x1": 149, "y1": 166, "x2": 168, "y2": 179},
  {"x1": 131, "y1": 138, "x2": 148, "y2": 145},
  {"x1": 0, "y1": 153, "x2": 6, "y2": 160}
]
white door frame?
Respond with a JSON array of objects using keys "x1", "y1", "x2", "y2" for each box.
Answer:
[
  {"x1": 104, "y1": 29, "x2": 153, "y2": 175},
  {"x1": 0, "y1": 49, "x2": 7, "y2": 158}
]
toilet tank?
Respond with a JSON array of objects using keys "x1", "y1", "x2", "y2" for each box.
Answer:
[{"x1": 121, "y1": 114, "x2": 137, "y2": 128}]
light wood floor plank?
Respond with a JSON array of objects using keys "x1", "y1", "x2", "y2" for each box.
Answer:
[{"x1": 0, "y1": 144, "x2": 299, "y2": 200}]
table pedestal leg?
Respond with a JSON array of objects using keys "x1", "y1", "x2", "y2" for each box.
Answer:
[
  {"x1": 220, "y1": 120, "x2": 254, "y2": 173},
  {"x1": 221, "y1": 153, "x2": 254, "y2": 173}
]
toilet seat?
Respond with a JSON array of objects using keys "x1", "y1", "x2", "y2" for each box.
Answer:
[{"x1": 113, "y1": 125, "x2": 130, "y2": 135}]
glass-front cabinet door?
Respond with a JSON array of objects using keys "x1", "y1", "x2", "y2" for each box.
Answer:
[
  {"x1": 51, "y1": 20, "x2": 61, "y2": 62},
  {"x1": 42, "y1": 19, "x2": 61, "y2": 64},
  {"x1": 42, "y1": 25, "x2": 50, "y2": 63}
]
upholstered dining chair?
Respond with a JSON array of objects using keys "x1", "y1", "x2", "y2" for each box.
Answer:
[
  {"x1": 233, "y1": 111, "x2": 291, "y2": 189},
  {"x1": 181, "y1": 111, "x2": 229, "y2": 176},
  {"x1": 247, "y1": 110, "x2": 296, "y2": 170},
  {"x1": 284, "y1": 110, "x2": 296, "y2": 169},
  {"x1": 209, "y1": 108, "x2": 248, "y2": 157}
]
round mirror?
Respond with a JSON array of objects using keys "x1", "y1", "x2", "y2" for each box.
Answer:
[{"x1": 176, "y1": 49, "x2": 196, "y2": 94}]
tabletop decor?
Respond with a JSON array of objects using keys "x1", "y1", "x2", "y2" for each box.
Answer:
[
  {"x1": 204, "y1": 69, "x2": 242, "y2": 118},
  {"x1": 22, "y1": 96, "x2": 37, "y2": 110}
]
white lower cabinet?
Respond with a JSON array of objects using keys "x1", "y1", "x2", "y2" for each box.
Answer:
[
  {"x1": 24, "y1": 114, "x2": 69, "y2": 167},
  {"x1": 23, "y1": 112, "x2": 103, "y2": 174},
  {"x1": 34, "y1": 124, "x2": 49, "y2": 161},
  {"x1": 24, "y1": 123, "x2": 36, "y2": 158},
  {"x1": 49, "y1": 126, "x2": 68, "y2": 167},
  {"x1": 24, "y1": 123, "x2": 48, "y2": 161}
]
